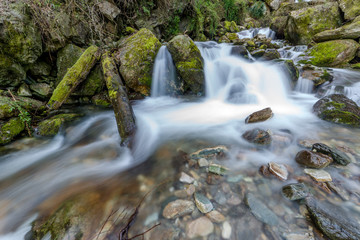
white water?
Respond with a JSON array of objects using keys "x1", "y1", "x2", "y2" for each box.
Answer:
[
  {"x1": 1, "y1": 39, "x2": 359, "y2": 237},
  {"x1": 237, "y1": 27, "x2": 276, "y2": 40}
]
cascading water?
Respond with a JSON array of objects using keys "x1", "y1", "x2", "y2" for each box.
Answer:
[
  {"x1": 1, "y1": 36, "x2": 360, "y2": 239},
  {"x1": 237, "y1": 27, "x2": 276, "y2": 40}
]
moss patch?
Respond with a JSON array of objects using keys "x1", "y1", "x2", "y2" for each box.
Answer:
[
  {"x1": 0, "y1": 117, "x2": 25, "y2": 145},
  {"x1": 37, "y1": 113, "x2": 82, "y2": 136}
]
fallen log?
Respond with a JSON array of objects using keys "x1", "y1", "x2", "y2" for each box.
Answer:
[
  {"x1": 47, "y1": 45, "x2": 101, "y2": 110},
  {"x1": 101, "y1": 52, "x2": 136, "y2": 145}
]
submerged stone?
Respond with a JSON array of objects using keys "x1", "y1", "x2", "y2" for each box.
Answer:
[
  {"x1": 282, "y1": 183, "x2": 309, "y2": 201},
  {"x1": 245, "y1": 193, "x2": 279, "y2": 226},
  {"x1": 162, "y1": 199, "x2": 195, "y2": 219},
  {"x1": 208, "y1": 164, "x2": 228, "y2": 176},
  {"x1": 186, "y1": 216, "x2": 214, "y2": 239},
  {"x1": 305, "y1": 197, "x2": 360, "y2": 240},
  {"x1": 313, "y1": 94, "x2": 360, "y2": 127},
  {"x1": 190, "y1": 145, "x2": 228, "y2": 160},
  {"x1": 242, "y1": 128, "x2": 271, "y2": 145},
  {"x1": 304, "y1": 169, "x2": 332, "y2": 182},
  {"x1": 37, "y1": 114, "x2": 82, "y2": 137},
  {"x1": 295, "y1": 150, "x2": 333, "y2": 168},
  {"x1": 268, "y1": 162, "x2": 288, "y2": 181},
  {"x1": 194, "y1": 193, "x2": 213, "y2": 213},
  {"x1": 312, "y1": 143, "x2": 351, "y2": 166}
]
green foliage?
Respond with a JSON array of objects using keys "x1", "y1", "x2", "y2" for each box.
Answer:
[
  {"x1": 249, "y1": 1, "x2": 266, "y2": 19},
  {"x1": 165, "y1": 14, "x2": 181, "y2": 39},
  {"x1": 223, "y1": 0, "x2": 246, "y2": 23}
]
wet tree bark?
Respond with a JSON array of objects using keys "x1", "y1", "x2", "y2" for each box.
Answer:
[
  {"x1": 101, "y1": 52, "x2": 136, "y2": 146},
  {"x1": 47, "y1": 45, "x2": 101, "y2": 110}
]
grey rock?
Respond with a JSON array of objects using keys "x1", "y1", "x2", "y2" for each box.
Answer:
[
  {"x1": 245, "y1": 193, "x2": 279, "y2": 226},
  {"x1": 245, "y1": 107, "x2": 273, "y2": 123},
  {"x1": 282, "y1": 183, "x2": 309, "y2": 200},
  {"x1": 194, "y1": 193, "x2": 213, "y2": 213},
  {"x1": 312, "y1": 143, "x2": 351, "y2": 166},
  {"x1": 295, "y1": 150, "x2": 333, "y2": 168}
]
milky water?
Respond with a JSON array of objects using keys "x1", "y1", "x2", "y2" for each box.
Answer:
[{"x1": 0, "y1": 38, "x2": 359, "y2": 238}]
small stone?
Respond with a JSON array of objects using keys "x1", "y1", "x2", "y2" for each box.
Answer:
[
  {"x1": 98, "y1": 0, "x2": 121, "y2": 20},
  {"x1": 242, "y1": 128, "x2": 272, "y2": 145},
  {"x1": 17, "y1": 83, "x2": 32, "y2": 97},
  {"x1": 186, "y1": 184, "x2": 196, "y2": 196},
  {"x1": 312, "y1": 143, "x2": 351, "y2": 166},
  {"x1": 282, "y1": 183, "x2": 309, "y2": 201},
  {"x1": 259, "y1": 165, "x2": 272, "y2": 177},
  {"x1": 295, "y1": 150, "x2": 333, "y2": 168},
  {"x1": 206, "y1": 210, "x2": 226, "y2": 223},
  {"x1": 222, "y1": 221, "x2": 232, "y2": 239},
  {"x1": 245, "y1": 193, "x2": 279, "y2": 226},
  {"x1": 190, "y1": 145, "x2": 228, "y2": 160},
  {"x1": 226, "y1": 174, "x2": 243, "y2": 183},
  {"x1": 194, "y1": 193, "x2": 213, "y2": 213},
  {"x1": 245, "y1": 107, "x2": 273, "y2": 123},
  {"x1": 180, "y1": 172, "x2": 195, "y2": 184},
  {"x1": 186, "y1": 216, "x2": 214, "y2": 239},
  {"x1": 30, "y1": 83, "x2": 52, "y2": 98},
  {"x1": 208, "y1": 163, "x2": 228, "y2": 176},
  {"x1": 227, "y1": 194, "x2": 241, "y2": 205},
  {"x1": 268, "y1": 162, "x2": 288, "y2": 181},
  {"x1": 304, "y1": 169, "x2": 332, "y2": 182},
  {"x1": 162, "y1": 200, "x2": 195, "y2": 219},
  {"x1": 198, "y1": 158, "x2": 209, "y2": 167}
]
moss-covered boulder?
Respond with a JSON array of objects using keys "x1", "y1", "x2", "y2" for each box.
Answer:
[
  {"x1": 115, "y1": 28, "x2": 161, "y2": 96},
  {"x1": 56, "y1": 44, "x2": 84, "y2": 84},
  {"x1": 37, "y1": 113, "x2": 82, "y2": 137},
  {"x1": 338, "y1": 0, "x2": 360, "y2": 21},
  {"x1": 30, "y1": 83, "x2": 53, "y2": 99},
  {"x1": 0, "y1": 54, "x2": 26, "y2": 87},
  {"x1": 313, "y1": 94, "x2": 360, "y2": 127},
  {"x1": 29, "y1": 61, "x2": 52, "y2": 77},
  {"x1": 0, "y1": 95, "x2": 45, "y2": 120},
  {"x1": 0, "y1": 117, "x2": 25, "y2": 145},
  {"x1": 167, "y1": 35, "x2": 204, "y2": 94},
  {"x1": 313, "y1": 20, "x2": 360, "y2": 42},
  {"x1": 285, "y1": 2, "x2": 342, "y2": 45},
  {"x1": 273, "y1": 2, "x2": 309, "y2": 17},
  {"x1": 0, "y1": 1, "x2": 42, "y2": 65},
  {"x1": 270, "y1": 16, "x2": 288, "y2": 39},
  {"x1": 307, "y1": 39, "x2": 359, "y2": 67},
  {"x1": 224, "y1": 21, "x2": 239, "y2": 33},
  {"x1": 265, "y1": 0, "x2": 292, "y2": 11}
]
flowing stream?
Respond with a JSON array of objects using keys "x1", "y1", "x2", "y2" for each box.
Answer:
[{"x1": 1, "y1": 33, "x2": 360, "y2": 239}]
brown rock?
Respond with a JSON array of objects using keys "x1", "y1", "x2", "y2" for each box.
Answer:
[
  {"x1": 295, "y1": 150, "x2": 333, "y2": 168},
  {"x1": 186, "y1": 216, "x2": 214, "y2": 239},
  {"x1": 245, "y1": 108, "x2": 273, "y2": 123},
  {"x1": 162, "y1": 200, "x2": 195, "y2": 219},
  {"x1": 268, "y1": 162, "x2": 288, "y2": 181},
  {"x1": 242, "y1": 128, "x2": 271, "y2": 145}
]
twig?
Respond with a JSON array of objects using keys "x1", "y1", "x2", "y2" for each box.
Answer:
[{"x1": 128, "y1": 223, "x2": 161, "y2": 240}]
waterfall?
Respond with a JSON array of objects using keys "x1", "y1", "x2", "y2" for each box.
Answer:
[
  {"x1": 151, "y1": 46, "x2": 178, "y2": 97},
  {"x1": 237, "y1": 27, "x2": 276, "y2": 40}
]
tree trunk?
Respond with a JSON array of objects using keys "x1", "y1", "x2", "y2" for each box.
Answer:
[
  {"x1": 47, "y1": 45, "x2": 101, "y2": 110},
  {"x1": 101, "y1": 52, "x2": 136, "y2": 146}
]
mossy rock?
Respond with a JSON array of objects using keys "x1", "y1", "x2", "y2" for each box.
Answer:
[
  {"x1": 0, "y1": 95, "x2": 45, "y2": 120},
  {"x1": 73, "y1": 64, "x2": 104, "y2": 97},
  {"x1": 314, "y1": 20, "x2": 360, "y2": 42},
  {"x1": 313, "y1": 94, "x2": 360, "y2": 127},
  {"x1": 285, "y1": 2, "x2": 342, "y2": 45},
  {"x1": 308, "y1": 39, "x2": 359, "y2": 67},
  {"x1": 0, "y1": 117, "x2": 25, "y2": 145},
  {"x1": 266, "y1": 0, "x2": 291, "y2": 11},
  {"x1": 224, "y1": 21, "x2": 239, "y2": 33},
  {"x1": 300, "y1": 66, "x2": 333, "y2": 87},
  {"x1": 274, "y1": 2, "x2": 310, "y2": 17},
  {"x1": 167, "y1": 35, "x2": 204, "y2": 94},
  {"x1": 29, "y1": 61, "x2": 52, "y2": 77},
  {"x1": 115, "y1": 28, "x2": 161, "y2": 96},
  {"x1": 30, "y1": 83, "x2": 53, "y2": 99},
  {"x1": 0, "y1": 53, "x2": 26, "y2": 87},
  {"x1": 0, "y1": 2, "x2": 42, "y2": 65},
  {"x1": 338, "y1": 0, "x2": 360, "y2": 21},
  {"x1": 91, "y1": 92, "x2": 111, "y2": 107},
  {"x1": 352, "y1": 63, "x2": 360, "y2": 69},
  {"x1": 282, "y1": 60, "x2": 299, "y2": 84},
  {"x1": 37, "y1": 113, "x2": 83, "y2": 137},
  {"x1": 270, "y1": 16, "x2": 288, "y2": 39}
]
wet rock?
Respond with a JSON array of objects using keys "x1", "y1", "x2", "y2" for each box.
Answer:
[
  {"x1": 314, "y1": 20, "x2": 360, "y2": 42},
  {"x1": 0, "y1": 95, "x2": 45, "y2": 120},
  {"x1": 0, "y1": 118, "x2": 25, "y2": 145},
  {"x1": 312, "y1": 143, "x2": 351, "y2": 166},
  {"x1": 37, "y1": 114, "x2": 82, "y2": 137},
  {"x1": 261, "y1": 49, "x2": 281, "y2": 61},
  {"x1": 198, "y1": 158, "x2": 209, "y2": 167},
  {"x1": 245, "y1": 108, "x2": 273, "y2": 123},
  {"x1": 146, "y1": 223, "x2": 180, "y2": 240},
  {"x1": 162, "y1": 199, "x2": 195, "y2": 219},
  {"x1": 234, "y1": 211, "x2": 265, "y2": 239},
  {"x1": 259, "y1": 165, "x2": 272, "y2": 178},
  {"x1": 206, "y1": 210, "x2": 226, "y2": 223},
  {"x1": 179, "y1": 172, "x2": 195, "y2": 184},
  {"x1": 194, "y1": 193, "x2": 213, "y2": 213},
  {"x1": 242, "y1": 128, "x2": 271, "y2": 145},
  {"x1": 307, "y1": 40, "x2": 359, "y2": 67},
  {"x1": 305, "y1": 197, "x2": 360, "y2": 240},
  {"x1": 91, "y1": 92, "x2": 111, "y2": 107},
  {"x1": 338, "y1": 0, "x2": 360, "y2": 21},
  {"x1": 190, "y1": 145, "x2": 228, "y2": 160},
  {"x1": 245, "y1": 193, "x2": 279, "y2": 226},
  {"x1": 300, "y1": 66, "x2": 333, "y2": 87},
  {"x1": 268, "y1": 162, "x2": 288, "y2": 181},
  {"x1": 222, "y1": 221, "x2": 232, "y2": 239},
  {"x1": 285, "y1": 2, "x2": 341, "y2": 45},
  {"x1": 283, "y1": 231, "x2": 315, "y2": 240},
  {"x1": 226, "y1": 194, "x2": 241, "y2": 206},
  {"x1": 282, "y1": 183, "x2": 309, "y2": 201},
  {"x1": 304, "y1": 169, "x2": 332, "y2": 182},
  {"x1": 251, "y1": 49, "x2": 265, "y2": 59},
  {"x1": 167, "y1": 35, "x2": 204, "y2": 95},
  {"x1": 295, "y1": 150, "x2": 333, "y2": 168},
  {"x1": 208, "y1": 163, "x2": 228, "y2": 176},
  {"x1": 313, "y1": 94, "x2": 360, "y2": 127},
  {"x1": 270, "y1": 16, "x2": 288, "y2": 39},
  {"x1": 115, "y1": 28, "x2": 161, "y2": 96},
  {"x1": 282, "y1": 60, "x2": 299, "y2": 84},
  {"x1": 186, "y1": 216, "x2": 214, "y2": 239},
  {"x1": 230, "y1": 45, "x2": 248, "y2": 57}
]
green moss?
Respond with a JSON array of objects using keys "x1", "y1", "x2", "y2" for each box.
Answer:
[
  {"x1": 0, "y1": 117, "x2": 25, "y2": 145},
  {"x1": 320, "y1": 110, "x2": 360, "y2": 126},
  {"x1": 351, "y1": 63, "x2": 360, "y2": 69},
  {"x1": 125, "y1": 27, "x2": 137, "y2": 35},
  {"x1": 37, "y1": 114, "x2": 82, "y2": 137},
  {"x1": 0, "y1": 53, "x2": 26, "y2": 87},
  {"x1": 249, "y1": 1, "x2": 266, "y2": 19}
]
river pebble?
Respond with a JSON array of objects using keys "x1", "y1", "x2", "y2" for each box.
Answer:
[
  {"x1": 268, "y1": 162, "x2": 288, "y2": 180},
  {"x1": 186, "y1": 216, "x2": 214, "y2": 239},
  {"x1": 222, "y1": 221, "x2": 232, "y2": 239},
  {"x1": 304, "y1": 169, "x2": 332, "y2": 182},
  {"x1": 295, "y1": 150, "x2": 333, "y2": 168},
  {"x1": 179, "y1": 172, "x2": 195, "y2": 184},
  {"x1": 162, "y1": 199, "x2": 195, "y2": 219},
  {"x1": 206, "y1": 210, "x2": 226, "y2": 223},
  {"x1": 282, "y1": 183, "x2": 309, "y2": 201},
  {"x1": 245, "y1": 193, "x2": 279, "y2": 226},
  {"x1": 194, "y1": 192, "x2": 213, "y2": 213}
]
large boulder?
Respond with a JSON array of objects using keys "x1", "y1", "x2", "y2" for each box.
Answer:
[
  {"x1": 265, "y1": 0, "x2": 294, "y2": 11},
  {"x1": 0, "y1": 54, "x2": 26, "y2": 87},
  {"x1": 167, "y1": 35, "x2": 204, "y2": 94},
  {"x1": 0, "y1": 95, "x2": 45, "y2": 120},
  {"x1": 285, "y1": 2, "x2": 342, "y2": 45},
  {"x1": 273, "y1": 2, "x2": 309, "y2": 17},
  {"x1": 313, "y1": 94, "x2": 360, "y2": 127},
  {"x1": 307, "y1": 39, "x2": 359, "y2": 67},
  {"x1": 37, "y1": 113, "x2": 82, "y2": 137},
  {"x1": 115, "y1": 28, "x2": 161, "y2": 96},
  {"x1": 0, "y1": 117, "x2": 25, "y2": 145},
  {"x1": 338, "y1": 0, "x2": 360, "y2": 21},
  {"x1": 314, "y1": 20, "x2": 360, "y2": 42},
  {"x1": 0, "y1": 1, "x2": 42, "y2": 65}
]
